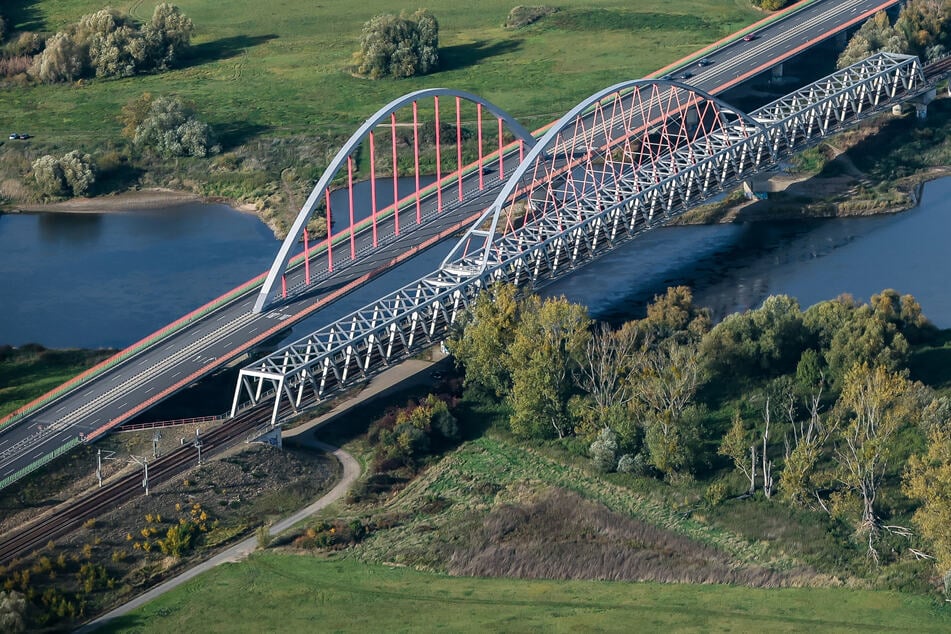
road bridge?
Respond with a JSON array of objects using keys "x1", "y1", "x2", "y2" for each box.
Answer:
[{"x1": 0, "y1": 0, "x2": 907, "y2": 489}]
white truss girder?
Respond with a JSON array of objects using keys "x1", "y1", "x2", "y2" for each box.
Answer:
[{"x1": 234, "y1": 53, "x2": 927, "y2": 425}]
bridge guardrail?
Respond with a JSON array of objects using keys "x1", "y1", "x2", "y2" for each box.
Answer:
[{"x1": 0, "y1": 437, "x2": 81, "y2": 492}]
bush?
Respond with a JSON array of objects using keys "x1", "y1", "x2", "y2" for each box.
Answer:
[
  {"x1": 356, "y1": 9, "x2": 439, "y2": 79},
  {"x1": 589, "y1": 428, "x2": 618, "y2": 472},
  {"x1": 129, "y1": 94, "x2": 217, "y2": 158},
  {"x1": 32, "y1": 151, "x2": 96, "y2": 197},
  {"x1": 27, "y1": 4, "x2": 192, "y2": 83},
  {"x1": 158, "y1": 520, "x2": 198, "y2": 558},
  {"x1": 504, "y1": 6, "x2": 558, "y2": 29}
]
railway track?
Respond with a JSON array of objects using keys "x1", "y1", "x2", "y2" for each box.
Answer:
[{"x1": 0, "y1": 406, "x2": 272, "y2": 564}]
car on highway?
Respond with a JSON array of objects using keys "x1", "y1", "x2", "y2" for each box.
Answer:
[
  {"x1": 743, "y1": 32, "x2": 758, "y2": 42},
  {"x1": 680, "y1": 71, "x2": 693, "y2": 80},
  {"x1": 698, "y1": 57, "x2": 712, "y2": 67}
]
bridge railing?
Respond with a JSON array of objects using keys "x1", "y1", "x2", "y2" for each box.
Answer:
[{"x1": 0, "y1": 436, "x2": 81, "y2": 492}]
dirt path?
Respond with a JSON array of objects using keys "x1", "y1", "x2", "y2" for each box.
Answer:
[{"x1": 80, "y1": 441, "x2": 360, "y2": 632}]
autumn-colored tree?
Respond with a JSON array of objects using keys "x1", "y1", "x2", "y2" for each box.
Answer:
[
  {"x1": 719, "y1": 411, "x2": 756, "y2": 495},
  {"x1": 833, "y1": 363, "x2": 915, "y2": 558},
  {"x1": 904, "y1": 420, "x2": 951, "y2": 578}
]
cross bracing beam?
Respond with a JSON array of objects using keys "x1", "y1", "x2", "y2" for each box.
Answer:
[{"x1": 235, "y1": 53, "x2": 926, "y2": 425}]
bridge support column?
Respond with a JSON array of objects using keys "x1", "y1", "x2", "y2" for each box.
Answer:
[
  {"x1": 915, "y1": 103, "x2": 928, "y2": 120},
  {"x1": 771, "y1": 63, "x2": 783, "y2": 80},
  {"x1": 834, "y1": 32, "x2": 847, "y2": 50}
]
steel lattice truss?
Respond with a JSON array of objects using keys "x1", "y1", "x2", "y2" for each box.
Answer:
[{"x1": 233, "y1": 53, "x2": 926, "y2": 425}]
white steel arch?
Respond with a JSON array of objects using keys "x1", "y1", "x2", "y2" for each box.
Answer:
[
  {"x1": 440, "y1": 79, "x2": 772, "y2": 275},
  {"x1": 253, "y1": 88, "x2": 538, "y2": 313}
]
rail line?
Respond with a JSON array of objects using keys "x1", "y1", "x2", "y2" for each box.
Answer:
[{"x1": 0, "y1": 406, "x2": 271, "y2": 564}]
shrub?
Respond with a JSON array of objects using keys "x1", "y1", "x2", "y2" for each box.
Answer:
[
  {"x1": 588, "y1": 427, "x2": 618, "y2": 472},
  {"x1": 356, "y1": 10, "x2": 439, "y2": 79},
  {"x1": 129, "y1": 94, "x2": 217, "y2": 158},
  {"x1": 504, "y1": 6, "x2": 558, "y2": 29},
  {"x1": 5, "y1": 32, "x2": 44, "y2": 57},
  {"x1": 158, "y1": 520, "x2": 197, "y2": 558},
  {"x1": 31, "y1": 151, "x2": 96, "y2": 196},
  {"x1": 704, "y1": 481, "x2": 728, "y2": 507},
  {"x1": 27, "y1": 4, "x2": 192, "y2": 83}
]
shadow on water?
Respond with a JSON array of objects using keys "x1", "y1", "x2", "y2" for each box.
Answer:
[
  {"x1": 38, "y1": 213, "x2": 102, "y2": 245},
  {"x1": 439, "y1": 40, "x2": 522, "y2": 72},
  {"x1": 183, "y1": 33, "x2": 279, "y2": 67},
  {"x1": 3, "y1": 1, "x2": 45, "y2": 32}
]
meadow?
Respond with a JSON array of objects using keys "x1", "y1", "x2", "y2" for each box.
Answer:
[
  {"x1": 1, "y1": 0, "x2": 760, "y2": 149},
  {"x1": 100, "y1": 555, "x2": 951, "y2": 632}
]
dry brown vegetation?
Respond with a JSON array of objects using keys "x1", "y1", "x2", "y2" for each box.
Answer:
[{"x1": 449, "y1": 487, "x2": 798, "y2": 586}]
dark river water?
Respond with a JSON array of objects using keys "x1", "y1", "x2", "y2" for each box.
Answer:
[{"x1": 2, "y1": 177, "x2": 951, "y2": 349}]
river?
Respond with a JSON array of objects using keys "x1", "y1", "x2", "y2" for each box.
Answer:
[{"x1": 1, "y1": 177, "x2": 950, "y2": 349}]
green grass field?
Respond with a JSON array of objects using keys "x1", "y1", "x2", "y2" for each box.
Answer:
[
  {"x1": 99, "y1": 555, "x2": 951, "y2": 633},
  {"x1": 1, "y1": 0, "x2": 760, "y2": 143},
  {"x1": 0, "y1": 345, "x2": 113, "y2": 418}
]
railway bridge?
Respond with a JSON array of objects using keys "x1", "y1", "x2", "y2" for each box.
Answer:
[{"x1": 234, "y1": 51, "x2": 929, "y2": 426}]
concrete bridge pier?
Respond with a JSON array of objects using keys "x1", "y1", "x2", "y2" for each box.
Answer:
[
  {"x1": 913, "y1": 87, "x2": 937, "y2": 119},
  {"x1": 834, "y1": 32, "x2": 848, "y2": 50},
  {"x1": 772, "y1": 63, "x2": 784, "y2": 80}
]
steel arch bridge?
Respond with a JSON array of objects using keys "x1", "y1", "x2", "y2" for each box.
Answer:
[
  {"x1": 253, "y1": 88, "x2": 537, "y2": 314},
  {"x1": 233, "y1": 52, "x2": 926, "y2": 425}
]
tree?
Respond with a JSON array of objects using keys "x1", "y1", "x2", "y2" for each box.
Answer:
[
  {"x1": 356, "y1": 10, "x2": 439, "y2": 79},
  {"x1": 59, "y1": 150, "x2": 97, "y2": 195},
  {"x1": 720, "y1": 411, "x2": 757, "y2": 495},
  {"x1": 824, "y1": 304, "x2": 910, "y2": 387},
  {"x1": 904, "y1": 420, "x2": 951, "y2": 581},
  {"x1": 0, "y1": 15, "x2": 7, "y2": 45},
  {"x1": 837, "y1": 10, "x2": 909, "y2": 68},
  {"x1": 32, "y1": 155, "x2": 68, "y2": 196},
  {"x1": 132, "y1": 95, "x2": 216, "y2": 158},
  {"x1": 447, "y1": 282, "x2": 519, "y2": 396},
  {"x1": 30, "y1": 31, "x2": 85, "y2": 83},
  {"x1": 143, "y1": 2, "x2": 194, "y2": 69},
  {"x1": 572, "y1": 323, "x2": 640, "y2": 442},
  {"x1": 507, "y1": 295, "x2": 590, "y2": 439},
  {"x1": 119, "y1": 92, "x2": 156, "y2": 139},
  {"x1": 0, "y1": 590, "x2": 27, "y2": 633},
  {"x1": 701, "y1": 295, "x2": 805, "y2": 381},
  {"x1": 640, "y1": 285, "x2": 710, "y2": 344},
  {"x1": 31, "y1": 152, "x2": 96, "y2": 197},
  {"x1": 833, "y1": 363, "x2": 915, "y2": 558},
  {"x1": 74, "y1": 8, "x2": 144, "y2": 78},
  {"x1": 633, "y1": 340, "x2": 702, "y2": 475},
  {"x1": 895, "y1": 0, "x2": 948, "y2": 59}
]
